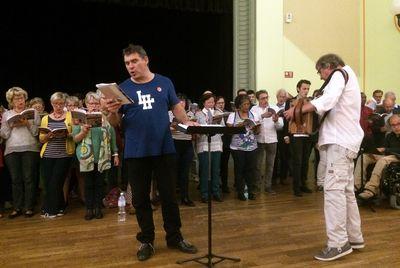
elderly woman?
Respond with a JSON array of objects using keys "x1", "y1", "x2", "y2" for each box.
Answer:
[
  {"x1": 73, "y1": 92, "x2": 118, "y2": 220},
  {"x1": 226, "y1": 95, "x2": 258, "y2": 201},
  {"x1": 39, "y1": 92, "x2": 75, "y2": 218},
  {"x1": 0, "y1": 87, "x2": 40, "y2": 218}
]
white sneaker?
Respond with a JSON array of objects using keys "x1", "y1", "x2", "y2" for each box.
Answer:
[
  {"x1": 350, "y1": 241, "x2": 365, "y2": 249},
  {"x1": 41, "y1": 213, "x2": 57, "y2": 219}
]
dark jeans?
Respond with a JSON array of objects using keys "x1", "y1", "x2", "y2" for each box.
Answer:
[
  {"x1": 273, "y1": 131, "x2": 290, "y2": 183},
  {"x1": 41, "y1": 157, "x2": 72, "y2": 214},
  {"x1": 231, "y1": 149, "x2": 257, "y2": 195},
  {"x1": 174, "y1": 140, "x2": 194, "y2": 200},
  {"x1": 82, "y1": 165, "x2": 107, "y2": 210},
  {"x1": 220, "y1": 145, "x2": 231, "y2": 189},
  {"x1": 125, "y1": 154, "x2": 183, "y2": 245},
  {"x1": 220, "y1": 134, "x2": 232, "y2": 189},
  {"x1": 290, "y1": 136, "x2": 312, "y2": 193},
  {"x1": 198, "y1": 151, "x2": 222, "y2": 198},
  {"x1": 5, "y1": 151, "x2": 39, "y2": 211}
]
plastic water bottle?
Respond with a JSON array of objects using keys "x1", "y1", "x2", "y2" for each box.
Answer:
[
  {"x1": 118, "y1": 192, "x2": 126, "y2": 222},
  {"x1": 244, "y1": 185, "x2": 248, "y2": 199}
]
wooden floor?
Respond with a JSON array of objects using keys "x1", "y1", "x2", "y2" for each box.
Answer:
[{"x1": 1, "y1": 181, "x2": 400, "y2": 268}]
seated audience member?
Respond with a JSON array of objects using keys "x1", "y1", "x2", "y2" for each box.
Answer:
[
  {"x1": 251, "y1": 90, "x2": 283, "y2": 194},
  {"x1": 39, "y1": 92, "x2": 74, "y2": 218},
  {"x1": 73, "y1": 92, "x2": 119, "y2": 220},
  {"x1": 366, "y1": 89, "x2": 383, "y2": 111},
  {"x1": 355, "y1": 114, "x2": 400, "y2": 199},
  {"x1": 384, "y1": 91, "x2": 398, "y2": 108},
  {"x1": 378, "y1": 98, "x2": 397, "y2": 132},
  {"x1": 195, "y1": 93, "x2": 224, "y2": 202},
  {"x1": 360, "y1": 92, "x2": 374, "y2": 137},
  {"x1": 0, "y1": 106, "x2": 4, "y2": 217},
  {"x1": 226, "y1": 95, "x2": 258, "y2": 201},
  {"x1": 169, "y1": 93, "x2": 195, "y2": 206},
  {"x1": 0, "y1": 87, "x2": 40, "y2": 218}
]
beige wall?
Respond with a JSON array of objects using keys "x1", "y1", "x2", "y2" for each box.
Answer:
[
  {"x1": 364, "y1": 0, "x2": 400, "y2": 95},
  {"x1": 255, "y1": 0, "x2": 400, "y2": 100},
  {"x1": 283, "y1": 0, "x2": 360, "y2": 96}
]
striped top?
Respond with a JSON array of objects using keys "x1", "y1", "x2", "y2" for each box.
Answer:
[{"x1": 43, "y1": 118, "x2": 70, "y2": 158}]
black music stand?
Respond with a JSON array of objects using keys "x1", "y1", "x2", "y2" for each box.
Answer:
[{"x1": 176, "y1": 124, "x2": 245, "y2": 267}]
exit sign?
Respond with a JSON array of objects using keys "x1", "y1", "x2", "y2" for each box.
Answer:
[{"x1": 284, "y1": 71, "x2": 293, "y2": 78}]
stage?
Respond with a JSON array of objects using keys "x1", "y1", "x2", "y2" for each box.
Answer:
[{"x1": 1, "y1": 181, "x2": 399, "y2": 267}]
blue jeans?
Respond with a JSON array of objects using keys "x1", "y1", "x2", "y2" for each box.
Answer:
[{"x1": 198, "y1": 151, "x2": 221, "y2": 198}]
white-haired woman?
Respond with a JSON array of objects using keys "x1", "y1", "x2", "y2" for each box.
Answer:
[
  {"x1": 0, "y1": 87, "x2": 40, "y2": 218},
  {"x1": 73, "y1": 92, "x2": 119, "y2": 220},
  {"x1": 39, "y1": 92, "x2": 75, "y2": 218}
]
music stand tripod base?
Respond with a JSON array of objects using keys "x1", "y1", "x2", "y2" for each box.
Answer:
[
  {"x1": 175, "y1": 124, "x2": 244, "y2": 267},
  {"x1": 177, "y1": 253, "x2": 241, "y2": 267}
]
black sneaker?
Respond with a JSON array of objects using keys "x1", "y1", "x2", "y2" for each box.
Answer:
[
  {"x1": 301, "y1": 186, "x2": 313, "y2": 193},
  {"x1": 181, "y1": 198, "x2": 196, "y2": 207},
  {"x1": 248, "y1": 193, "x2": 256, "y2": 200},
  {"x1": 137, "y1": 243, "x2": 155, "y2": 261},
  {"x1": 213, "y1": 195, "x2": 223, "y2": 202},
  {"x1": 168, "y1": 239, "x2": 198, "y2": 254},
  {"x1": 222, "y1": 186, "x2": 230, "y2": 193},
  {"x1": 238, "y1": 193, "x2": 247, "y2": 201},
  {"x1": 84, "y1": 210, "x2": 94, "y2": 221}
]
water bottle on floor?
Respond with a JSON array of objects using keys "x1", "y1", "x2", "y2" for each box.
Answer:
[
  {"x1": 244, "y1": 185, "x2": 248, "y2": 199},
  {"x1": 118, "y1": 192, "x2": 126, "y2": 222}
]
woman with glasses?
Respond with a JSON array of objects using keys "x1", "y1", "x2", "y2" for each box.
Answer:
[
  {"x1": 73, "y1": 92, "x2": 119, "y2": 220},
  {"x1": 39, "y1": 92, "x2": 75, "y2": 218},
  {"x1": 0, "y1": 87, "x2": 40, "y2": 218}
]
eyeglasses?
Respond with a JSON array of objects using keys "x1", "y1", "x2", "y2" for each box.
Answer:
[
  {"x1": 52, "y1": 102, "x2": 65, "y2": 106},
  {"x1": 259, "y1": 96, "x2": 268, "y2": 100}
]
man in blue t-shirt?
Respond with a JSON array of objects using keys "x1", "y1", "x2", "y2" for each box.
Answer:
[{"x1": 105, "y1": 44, "x2": 198, "y2": 262}]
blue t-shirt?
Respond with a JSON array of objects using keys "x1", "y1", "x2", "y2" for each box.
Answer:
[{"x1": 119, "y1": 74, "x2": 179, "y2": 158}]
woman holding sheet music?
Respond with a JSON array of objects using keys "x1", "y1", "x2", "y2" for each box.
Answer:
[
  {"x1": 169, "y1": 93, "x2": 196, "y2": 207},
  {"x1": 39, "y1": 92, "x2": 75, "y2": 218},
  {"x1": 226, "y1": 94, "x2": 258, "y2": 201},
  {"x1": 0, "y1": 87, "x2": 40, "y2": 218},
  {"x1": 72, "y1": 92, "x2": 119, "y2": 220},
  {"x1": 195, "y1": 93, "x2": 224, "y2": 203}
]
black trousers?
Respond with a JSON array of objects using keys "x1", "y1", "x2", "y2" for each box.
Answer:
[
  {"x1": 231, "y1": 149, "x2": 257, "y2": 195},
  {"x1": 41, "y1": 157, "x2": 72, "y2": 214},
  {"x1": 174, "y1": 140, "x2": 194, "y2": 200},
  {"x1": 290, "y1": 136, "x2": 312, "y2": 194},
  {"x1": 82, "y1": 165, "x2": 107, "y2": 210},
  {"x1": 273, "y1": 130, "x2": 290, "y2": 183},
  {"x1": 125, "y1": 154, "x2": 183, "y2": 245}
]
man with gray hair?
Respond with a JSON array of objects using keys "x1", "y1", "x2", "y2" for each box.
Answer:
[{"x1": 284, "y1": 53, "x2": 364, "y2": 261}]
